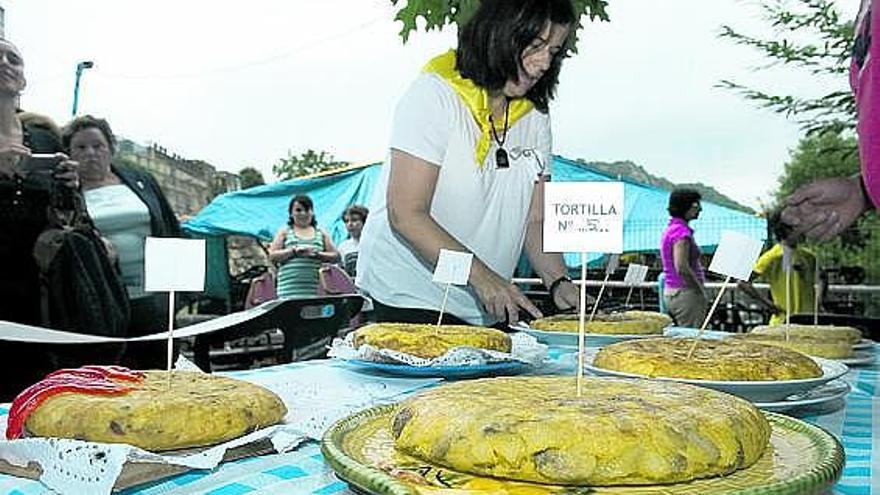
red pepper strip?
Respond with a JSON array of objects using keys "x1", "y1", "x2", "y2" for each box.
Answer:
[
  {"x1": 81, "y1": 365, "x2": 144, "y2": 379},
  {"x1": 6, "y1": 367, "x2": 144, "y2": 440},
  {"x1": 46, "y1": 366, "x2": 143, "y2": 382}
]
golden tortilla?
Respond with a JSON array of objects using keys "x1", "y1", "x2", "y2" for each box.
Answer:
[
  {"x1": 594, "y1": 337, "x2": 822, "y2": 381},
  {"x1": 352, "y1": 322, "x2": 511, "y2": 359},
  {"x1": 751, "y1": 324, "x2": 862, "y2": 344},
  {"x1": 26, "y1": 371, "x2": 286, "y2": 451},
  {"x1": 392, "y1": 376, "x2": 770, "y2": 486},
  {"x1": 734, "y1": 333, "x2": 854, "y2": 359},
  {"x1": 530, "y1": 310, "x2": 671, "y2": 334}
]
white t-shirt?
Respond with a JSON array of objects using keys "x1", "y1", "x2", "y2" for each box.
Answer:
[
  {"x1": 84, "y1": 184, "x2": 151, "y2": 299},
  {"x1": 357, "y1": 73, "x2": 552, "y2": 325},
  {"x1": 337, "y1": 237, "x2": 360, "y2": 276}
]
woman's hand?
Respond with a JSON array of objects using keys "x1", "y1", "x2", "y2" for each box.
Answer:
[
  {"x1": 552, "y1": 279, "x2": 592, "y2": 312},
  {"x1": 472, "y1": 269, "x2": 542, "y2": 324},
  {"x1": 53, "y1": 153, "x2": 79, "y2": 189},
  {"x1": 296, "y1": 246, "x2": 317, "y2": 258}
]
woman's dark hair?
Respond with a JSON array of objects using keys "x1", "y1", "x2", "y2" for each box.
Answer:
[
  {"x1": 668, "y1": 188, "x2": 702, "y2": 219},
  {"x1": 288, "y1": 194, "x2": 317, "y2": 227},
  {"x1": 456, "y1": 0, "x2": 575, "y2": 113},
  {"x1": 62, "y1": 115, "x2": 117, "y2": 155},
  {"x1": 343, "y1": 204, "x2": 369, "y2": 222}
]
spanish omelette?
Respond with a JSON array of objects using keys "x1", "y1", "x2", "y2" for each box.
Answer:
[
  {"x1": 391, "y1": 376, "x2": 770, "y2": 485},
  {"x1": 25, "y1": 370, "x2": 286, "y2": 451},
  {"x1": 530, "y1": 311, "x2": 671, "y2": 335},
  {"x1": 593, "y1": 337, "x2": 822, "y2": 381},
  {"x1": 351, "y1": 322, "x2": 511, "y2": 359}
]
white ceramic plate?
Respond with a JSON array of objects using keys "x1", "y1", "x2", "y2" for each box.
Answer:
[
  {"x1": 836, "y1": 351, "x2": 876, "y2": 366},
  {"x1": 341, "y1": 359, "x2": 528, "y2": 378},
  {"x1": 511, "y1": 322, "x2": 661, "y2": 348},
  {"x1": 583, "y1": 349, "x2": 849, "y2": 402},
  {"x1": 756, "y1": 380, "x2": 851, "y2": 413},
  {"x1": 852, "y1": 339, "x2": 874, "y2": 350}
]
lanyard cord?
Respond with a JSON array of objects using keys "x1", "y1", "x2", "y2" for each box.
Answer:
[{"x1": 489, "y1": 97, "x2": 511, "y2": 148}]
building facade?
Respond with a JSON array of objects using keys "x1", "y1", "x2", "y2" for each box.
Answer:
[{"x1": 117, "y1": 138, "x2": 241, "y2": 217}]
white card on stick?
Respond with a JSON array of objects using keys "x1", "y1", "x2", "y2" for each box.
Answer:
[
  {"x1": 624, "y1": 264, "x2": 649, "y2": 285},
  {"x1": 432, "y1": 249, "x2": 473, "y2": 285},
  {"x1": 543, "y1": 182, "x2": 624, "y2": 253},
  {"x1": 144, "y1": 237, "x2": 206, "y2": 292},
  {"x1": 605, "y1": 254, "x2": 620, "y2": 275},
  {"x1": 708, "y1": 231, "x2": 764, "y2": 282}
]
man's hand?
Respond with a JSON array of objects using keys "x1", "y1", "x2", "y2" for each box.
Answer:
[
  {"x1": 781, "y1": 176, "x2": 869, "y2": 241},
  {"x1": 473, "y1": 270, "x2": 542, "y2": 325},
  {"x1": 0, "y1": 141, "x2": 29, "y2": 177}
]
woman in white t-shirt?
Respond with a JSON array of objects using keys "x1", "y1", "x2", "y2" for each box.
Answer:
[{"x1": 357, "y1": 0, "x2": 582, "y2": 326}]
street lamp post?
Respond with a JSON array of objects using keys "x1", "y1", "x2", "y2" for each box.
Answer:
[{"x1": 71, "y1": 60, "x2": 94, "y2": 117}]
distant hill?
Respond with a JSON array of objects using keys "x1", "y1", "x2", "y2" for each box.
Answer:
[{"x1": 573, "y1": 159, "x2": 755, "y2": 214}]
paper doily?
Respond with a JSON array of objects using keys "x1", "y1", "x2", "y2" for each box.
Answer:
[{"x1": 327, "y1": 330, "x2": 548, "y2": 367}]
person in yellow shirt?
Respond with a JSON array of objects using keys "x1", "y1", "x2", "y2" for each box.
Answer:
[{"x1": 738, "y1": 211, "x2": 821, "y2": 325}]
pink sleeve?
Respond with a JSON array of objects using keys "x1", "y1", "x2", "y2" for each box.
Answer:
[
  {"x1": 665, "y1": 223, "x2": 691, "y2": 245},
  {"x1": 853, "y1": 0, "x2": 880, "y2": 208}
]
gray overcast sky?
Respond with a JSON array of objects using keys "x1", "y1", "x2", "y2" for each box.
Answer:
[{"x1": 4, "y1": 0, "x2": 858, "y2": 209}]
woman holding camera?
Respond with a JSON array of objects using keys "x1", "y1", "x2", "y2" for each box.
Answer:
[
  {"x1": 269, "y1": 194, "x2": 340, "y2": 299},
  {"x1": 62, "y1": 115, "x2": 181, "y2": 369},
  {"x1": 0, "y1": 38, "x2": 84, "y2": 400}
]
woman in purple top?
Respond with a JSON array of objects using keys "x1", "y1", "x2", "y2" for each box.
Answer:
[
  {"x1": 782, "y1": 0, "x2": 878, "y2": 239},
  {"x1": 660, "y1": 188, "x2": 708, "y2": 328}
]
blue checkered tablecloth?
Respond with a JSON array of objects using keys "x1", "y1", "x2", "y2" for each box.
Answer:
[{"x1": 0, "y1": 347, "x2": 878, "y2": 495}]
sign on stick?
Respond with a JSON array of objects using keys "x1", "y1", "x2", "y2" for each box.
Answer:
[{"x1": 544, "y1": 182, "x2": 624, "y2": 253}]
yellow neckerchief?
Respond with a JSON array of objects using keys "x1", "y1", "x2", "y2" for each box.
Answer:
[{"x1": 423, "y1": 50, "x2": 534, "y2": 168}]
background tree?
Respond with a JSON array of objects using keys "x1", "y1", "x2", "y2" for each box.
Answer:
[
  {"x1": 775, "y1": 131, "x2": 860, "y2": 201},
  {"x1": 238, "y1": 167, "x2": 265, "y2": 189},
  {"x1": 390, "y1": 0, "x2": 610, "y2": 47},
  {"x1": 718, "y1": 0, "x2": 855, "y2": 140},
  {"x1": 272, "y1": 149, "x2": 349, "y2": 180}
]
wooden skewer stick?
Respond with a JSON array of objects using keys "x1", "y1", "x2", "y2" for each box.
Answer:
[
  {"x1": 686, "y1": 276, "x2": 731, "y2": 359},
  {"x1": 576, "y1": 252, "x2": 588, "y2": 397},
  {"x1": 588, "y1": 272, "x2": 611, "y2": 323},
  {"x1": 436, "y1": 283, "x2": 452, "y2": 330},
  {"x1": 813, "y1": 256, "x2": 820, "y2": 326},
  {"x1": 166, "y1": 291, "x2": 175, "y2": 388},
  {"x1": 785, "y1": 264, "x2": 792, "y2": 326}
]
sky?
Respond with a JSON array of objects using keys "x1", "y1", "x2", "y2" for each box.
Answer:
[{"x1": 4, "y1": 0, "x2": 858, "y2": 209}]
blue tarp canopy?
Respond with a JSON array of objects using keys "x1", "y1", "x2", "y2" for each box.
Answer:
[
  {"x1": 184, "y1": 163, "x2": 382, "y2": 243},
  {"x1": 183, "y1": 156, "x2": 766, "y2": 268}
]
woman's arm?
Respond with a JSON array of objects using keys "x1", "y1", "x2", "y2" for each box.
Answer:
[
  {"x1": 387, "y1": 149, "x2": 541, "y2": 323},
  {"x1": 267, "y1": 227, "x2": 294, "y2": 263},
  {"x1": 522, "y1": 179, "x2": 582, "y2": 311},
  {"x1": 672, "y1": 238, "x2": 705, "y2": 294},
  {"x1": 316, "y1": 230, "x2": 341, "y2": 263},
  {"x1": 736, "y1": 279, "x2": 781, "y2": 314}
]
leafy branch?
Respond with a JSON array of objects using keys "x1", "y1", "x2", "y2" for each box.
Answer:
[
  {"x1": 390, "y1": 0, "x2": 611, "y2": 49},
  {"x1": 717, "y1": 0, "x2": 855, "y2": 137}
]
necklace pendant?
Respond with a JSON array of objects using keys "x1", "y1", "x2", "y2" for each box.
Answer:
[{"x1": 495, "y1": 148, "x2": 509, "y2": 169}]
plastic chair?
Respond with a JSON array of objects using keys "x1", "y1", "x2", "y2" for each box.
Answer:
[{"x1": 190, "y1": 294, "x2": 365, "y2": 371}]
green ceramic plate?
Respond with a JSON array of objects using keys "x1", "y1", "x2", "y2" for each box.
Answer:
[{"x1": 322, "y1": 404, "x2": 843, "y2": 495}]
